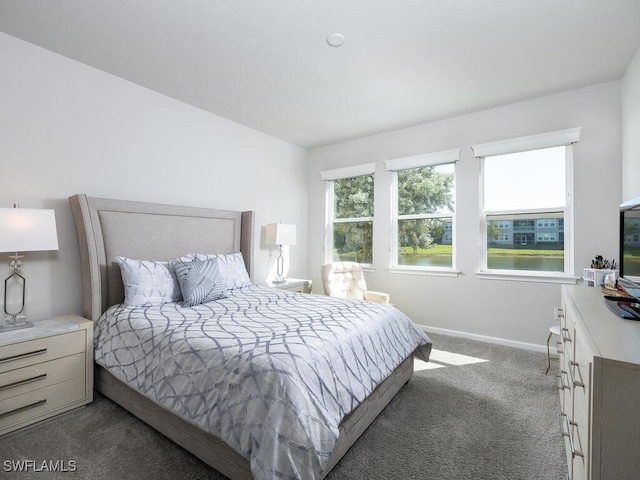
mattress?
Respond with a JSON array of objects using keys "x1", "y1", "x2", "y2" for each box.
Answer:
[{"x1": 94, "y1": 286, "x2": 432, "y2": 480}]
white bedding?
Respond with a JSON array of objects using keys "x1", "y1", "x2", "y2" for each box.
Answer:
[{"x1": 94, "y1": 286, "x2": 431, "y2": 480}]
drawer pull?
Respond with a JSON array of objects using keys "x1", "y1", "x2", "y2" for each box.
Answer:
[
  {"x1": 0, "y1": 348, "x2": 48, "y2": 364},
  {"x1": 568, "y1": 359, "x2": 585, "y2": 388},
  {"x1": 561, "y1": 327, "x2": 571, "y2": 343},
  {"x1": 558, "y1": 370, "x2": 570, "y2": 390},
  {"x1": 564, "y1": 415, "x2": 585, "y2": 458},
  {"x1": 0, "y1": 373, "x2": 47, "y2": 392},
  {"x1": 0, "y1": 399, "x2": 47, "y2": 420},
  {"x1": 555, "y1": 341, "x2": 563, "y2": 354}
]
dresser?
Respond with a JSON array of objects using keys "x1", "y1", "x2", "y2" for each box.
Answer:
[
  {"x1": 0, "y1": 315, "x2": 93, "y2": 435},
  {"x1": 559, "y1": 285, "x2": 640, "y2": 480}
]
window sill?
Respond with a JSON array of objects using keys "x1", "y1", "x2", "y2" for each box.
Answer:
[
  {"x1": 475, "y1": 270, "x2": 580, "y2": 284},
  {"x1": 387, "y1": 267, "x2": 461, "y2": 278}
]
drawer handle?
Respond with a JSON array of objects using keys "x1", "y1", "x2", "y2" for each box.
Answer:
[
  {"x1": 554, "y1": 307, "x2": 564, "y2": 320},
  {"x1": 0, "y1": 348, "x2": 48, "y2": 364},
  {"x1": 555, "y1": 341, "x2": 563, "y2": 354},
  {"x1": 558, "y1": 370, "x2": 570, "y2": 390},
  {"x1": 0, "y1": 373, "x2": 47, "y2": 392},
  {"x1": 565, "y1": 415, "x2": 585, "y2": 458},
  {"x1": 0, "y1": 399, "x2": 47, "y2": 420},
  {"x1": 561, "y1": 327, "x2": 571, "y2": 343},
  {"x1": 568, "y1": 359, "x2": 585, "y2": 388}
]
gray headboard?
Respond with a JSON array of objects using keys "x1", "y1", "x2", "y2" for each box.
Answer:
[{"x1": 69, "y1": 194, "x2": 255, "y2": 322}]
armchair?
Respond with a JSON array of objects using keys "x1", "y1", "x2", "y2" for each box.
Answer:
[{"x1": 320, "y1": 262, "x2": 390, "y2": 304}]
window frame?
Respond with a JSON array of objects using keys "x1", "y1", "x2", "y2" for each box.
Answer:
[
  {"x1": 384, "y1": 149, "x2": 460, "y2": 276},
  {"x1": 321, "y1": 163, "x2": 376, "y2": 266},
  {"x1": 473, "y1": 128, "x2": 581, "y2": 283}
]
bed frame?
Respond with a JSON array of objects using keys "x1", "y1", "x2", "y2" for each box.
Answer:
[{"x1": 69, "y1": 193, "x2": 414, "y2": 479}]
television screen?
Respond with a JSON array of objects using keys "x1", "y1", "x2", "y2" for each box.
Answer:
[
  {"x1": 618, "y1": 196, "x2": 640, "y2": 309},
  {"x1": 620, "y1": 201, "x2": 640, "y2": 284}
]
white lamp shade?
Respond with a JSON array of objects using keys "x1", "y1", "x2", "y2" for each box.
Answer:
[
  {"x1": 0, "y1": 208, "x2": 59, "y2": 253},
  {"x1": 266, "y1": 223, "x2": 297, "y2": 246}
]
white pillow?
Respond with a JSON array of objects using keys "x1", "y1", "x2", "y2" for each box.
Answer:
[
  {"x1": 187, "y1": 252, "x2": 252, "y2": 290},
  {"x1": 116, "y1": 256, "x2": 182, "y2": 307}
]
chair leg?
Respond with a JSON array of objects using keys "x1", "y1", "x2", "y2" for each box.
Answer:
[{"x1": 545, "y1": 330, "x2": 553, "y2": 375}]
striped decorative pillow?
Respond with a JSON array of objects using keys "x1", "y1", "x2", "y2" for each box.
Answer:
[{"x1": 172, "y1": 259, "x2": 227, "y2": 307}]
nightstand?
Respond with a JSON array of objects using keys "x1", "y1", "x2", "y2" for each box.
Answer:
[
  {"x1": 266, "y1": 278, "x2": 312, "y2": 293},
  {"x1": 0, "y1": 315, "x2": 93, "y2": 435}
]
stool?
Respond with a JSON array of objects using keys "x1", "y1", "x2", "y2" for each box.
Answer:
[{"x1": 545, "y1": 325, "x2": 561, "y2": 375}]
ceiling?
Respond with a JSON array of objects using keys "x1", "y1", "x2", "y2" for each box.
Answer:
[{"x1": 1, "y1": 1, "x2": 640, "y2": 149}]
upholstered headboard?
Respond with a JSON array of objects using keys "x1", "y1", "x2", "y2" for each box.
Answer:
[{"x1": 69, "y1": 194, "x2": 254, "y2": 322}]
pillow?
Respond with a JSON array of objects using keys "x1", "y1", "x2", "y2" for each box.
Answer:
[
  {"x1": 172, "y1": 259, "x2": 227, "y2": 307},
  {"x1": 116, "y1": 256, "x2": 182, "y2": 307},
  {"x1": 188, "y1": 252, "x2": 252, "y2": 290}
]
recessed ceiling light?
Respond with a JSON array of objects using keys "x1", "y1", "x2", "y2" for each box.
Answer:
[{"x1": 326, "y1": 33, "x2": 345, "y2": 47}]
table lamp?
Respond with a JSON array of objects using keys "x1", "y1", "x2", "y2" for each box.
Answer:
[
  {"x1": 266, "y1": 222, "x2": 296, "y2": 283},
  {"x1": 0, "y1": 205, "x2": 59, "y2": 332}
]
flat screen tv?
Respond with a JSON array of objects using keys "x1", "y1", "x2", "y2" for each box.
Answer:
[{"x1": 607, "y1": 196, "x2": 640, "y2": 320}]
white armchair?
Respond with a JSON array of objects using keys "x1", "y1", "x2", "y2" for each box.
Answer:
[{"x1": 320, "y1": 262, "x2": 390, "y2": 304}]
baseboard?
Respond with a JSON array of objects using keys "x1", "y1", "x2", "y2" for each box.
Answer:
[{"x1": 417, "y1": 324, "x2": 556, "y2": 354}]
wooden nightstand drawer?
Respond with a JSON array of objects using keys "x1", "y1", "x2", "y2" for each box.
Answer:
[
  {"x1": 0, "y1": 315, "x2": 93, "y2": 436},
  {"x1": 0, "y1": 352, "x2": 85, "y2": 401},
  {"x1": 266, "y1": 279, "x2": 312, "y2": 293},
  {"x1": 0, "y1": 376, "x2": 86, "y2": 432},
  {"x1": 0, "y1": 330, "x2": 86, "y2": 374}
]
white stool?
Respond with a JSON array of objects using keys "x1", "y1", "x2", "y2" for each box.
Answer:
[{"x1": 545, "y1": 325, "x2": 561, "y2": 375}]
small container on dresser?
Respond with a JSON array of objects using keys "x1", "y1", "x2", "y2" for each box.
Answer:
[
  {"x1": 265, "y1": 278, "x2": 312, "y2": 294},
  {"x1": 0, "y1": 315, "x2": 93, "y2": 435},
  {"x1": 558, "y1": 285, "x2": 640, "y2": 480}
]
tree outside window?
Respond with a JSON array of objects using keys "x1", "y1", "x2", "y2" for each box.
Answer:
[
  {"x1": 396, "y1": 163, "x2": 455, "y2": 268},
  {"x1": 331, "y1": 175, "x2": 374, "y2": 263}
]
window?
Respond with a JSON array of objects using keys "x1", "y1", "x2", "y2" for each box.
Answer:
[
  {"x1": 537, "y1": 233, "x2": 557, "y2": 242},
  {"x1": 473, "y1": 128, "x2": 580, "y2": 277},
  {"x1": 536, "y1": 219, "x2": 556, "y2": 228},
  {"x1": 385, "y1": 149, "x2": 459, "y2": 270},
  {"x1": 321, "y1": 164, "x2": 376, "y2": 264}
]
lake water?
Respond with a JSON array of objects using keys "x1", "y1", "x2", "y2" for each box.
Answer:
[{"x1": 400, "y1": 255, "x2": 564, "y2": 271}]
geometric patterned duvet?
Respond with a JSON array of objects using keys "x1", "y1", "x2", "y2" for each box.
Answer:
[{"x1": 94, "y1": 286, "x2": 432, "y2": 480}]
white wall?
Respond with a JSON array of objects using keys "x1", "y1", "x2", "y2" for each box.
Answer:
[
  {"x1": 622, "y1": 44, "x2": 640, "y2": 201},
  {"x1": 307, "y1": 82, "x2": 622, "y2": 349},
  {"x1": 0, "y1": 33, "x2": 308, "y2": 321}
]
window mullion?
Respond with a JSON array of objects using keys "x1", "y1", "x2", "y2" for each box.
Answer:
[{"x1": 333, "y1": 216, "x2": 374, "y2": 223}]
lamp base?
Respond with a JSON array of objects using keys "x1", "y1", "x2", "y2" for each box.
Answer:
[
  {"x1": 272, "y1": 277, "x2": 288, "y2": 284},
  {"x1": 0, "y1": 318, "x2": 33, "y2": 333}
]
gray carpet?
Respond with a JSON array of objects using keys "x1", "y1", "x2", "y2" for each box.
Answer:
[{"x1": 1, "y1": 333, "x2": 567, "y2": 479}]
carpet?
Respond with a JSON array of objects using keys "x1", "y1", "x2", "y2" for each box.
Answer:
[{"x1": 0, "y1": 333, "x2": 567, "y2": 479}]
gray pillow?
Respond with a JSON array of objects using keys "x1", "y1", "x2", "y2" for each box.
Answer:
[
  {"x1": 116, "y1": 256, "x2": 182, "y2": 307},
  {"x1": 172, "y1": 259, "x2": 227, "y2": 307}
]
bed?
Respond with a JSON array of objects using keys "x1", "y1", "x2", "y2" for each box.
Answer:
[{"x1": 69, "y1": 194, "x2": 431, "y2": 480}]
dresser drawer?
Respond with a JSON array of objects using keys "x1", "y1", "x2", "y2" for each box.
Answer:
[
  {"x1": 0, "y1": 376, "x2": 86, "y2": 432},
  {"x1": 0, "y1": 352, "x2": 85, "y2": 401},
  {"x1": 0, "y1": 330, "x2": 86, "y2": 374}
]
